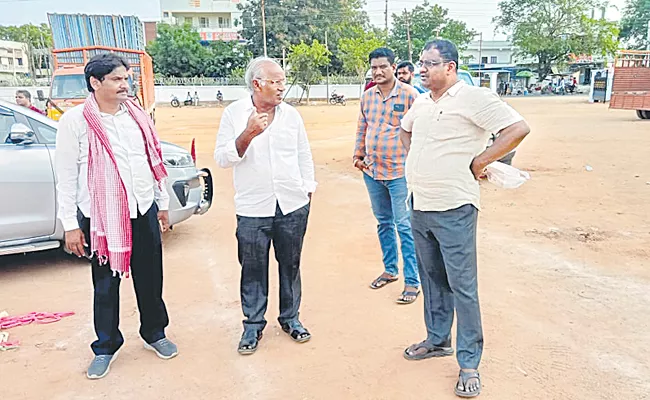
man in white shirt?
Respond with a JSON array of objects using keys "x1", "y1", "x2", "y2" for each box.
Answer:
[
  {"x1": 400, "y1": 40, "x2": 530, "y2": 398},
  {"x1": 55, "y1": 54, "x2": 178, "y2": 380},
  {"x1": 215, "y1": 57, "x2": 317, "y2": 355}
]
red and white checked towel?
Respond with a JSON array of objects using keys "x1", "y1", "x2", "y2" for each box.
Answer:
[{"x1": 83, "y1": 94, "x2": 167, "y2": 277}]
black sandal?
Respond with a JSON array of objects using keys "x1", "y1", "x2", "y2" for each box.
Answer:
[
  {"x1": 454, "y1": 370, "x2": 481, "y2": 398},
  {"x1": 369, "y1": 275, "x2": 398, "y2": 289},
  {"x1": 403, "y1": 340, "x2": 454, "y2": 360},
  {"x1": 280, "y1": 320, "x2": 311, "y2": 343},
  {"x1": 237, "y1": 330, "x2": 263, "y2": 355}
]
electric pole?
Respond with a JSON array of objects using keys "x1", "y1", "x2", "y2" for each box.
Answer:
[
  {"x1": 405, "y1": 9, "x2": 412, "y2": 62},
  {"x1": 325, "y1": 30, "x2": 330, "y2": 100},
  {"x1": 478, "y1": 32, "x2": 483, "y2": 86},
  {"x1": 261, "y1": 0, "x2": 268, "y2": 57},
  {"x1": 384, "y1": 0, "x2": 388, "y2": 33}
]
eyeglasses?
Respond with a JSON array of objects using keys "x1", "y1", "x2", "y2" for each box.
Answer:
[
  {"x1": 416, "y1": 59, "x2": 447, "y2": 69},
  {"x1": 257, "y1": 78, "x2": 287, "y2": 86}
]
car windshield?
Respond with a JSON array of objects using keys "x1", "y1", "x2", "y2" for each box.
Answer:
[{"x1": 51, "y1": 75, "x2": 89, "y2": 99}]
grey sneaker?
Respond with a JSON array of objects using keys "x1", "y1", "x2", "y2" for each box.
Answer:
[
  {"x1": 144, "y1": 338, "x2": 178, "y2": 360},
  {"x1": 86, "y1": 349, "x2": 120, "y2": 380}
]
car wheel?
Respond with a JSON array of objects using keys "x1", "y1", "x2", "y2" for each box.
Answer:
[{"x1": 636, "y1": 110, "x2": 648, "y2": 119}]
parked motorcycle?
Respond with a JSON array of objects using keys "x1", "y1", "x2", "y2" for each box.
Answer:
[
  {"x1": 171, "y1": 94, "x2": 181, "y2": 108},
  {"x1": 329, "y1": 91, "x2": 346, "y2": 106}
]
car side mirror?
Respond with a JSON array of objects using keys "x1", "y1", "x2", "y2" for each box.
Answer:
[
  {"x1": 9, "y1": 123, "x2": 35, "y2": 145},
  {"x1": 37, "y1": 90, "x2": 46, "y2": 102}
]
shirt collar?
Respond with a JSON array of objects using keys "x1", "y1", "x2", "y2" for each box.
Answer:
[
  {"x1": 426, "y1": 80, "x2": 465, "y2": 102},
  {"x1": 374, "y1": 80, "x2": 401, "y2": 99},
  {"x1": 99, "y1": 103, "x2": 128, "y2": 117},
  {"x1": 243, "y1": 95, "x2": 283, "y2": 114}
]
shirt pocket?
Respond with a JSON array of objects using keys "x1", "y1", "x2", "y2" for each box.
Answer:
[{"x1": 426, "y1": 110, "x2": 462, "y2": 141}]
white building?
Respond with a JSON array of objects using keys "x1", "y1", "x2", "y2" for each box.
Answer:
[
  {"x1": 0, "y1": 40, "x2": 29, "y2": 84},
  {"x1": 463, "y1": 40, "x2": 517, "y2": 67},
  {"x1": 160, "y1": 0, "x2": 244, "y2": 41}
]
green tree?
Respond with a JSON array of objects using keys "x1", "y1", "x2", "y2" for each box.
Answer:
[
  {"x1": 203, "y1": 41, "x2": 252, "y2": 78},
  {"x1": 287, "y1": 39, "x2": 331, "y2": 103},
  {"x1": 620, "y1": 0, "x2": 650, "y2": 48},
  {"x1": 389, "y1": 2, "x2": 476, "y2": 61},
  {"x1": 0, "y1": 23, "x2": 52, "y2": 49},
  {"x1": 339, "y1": 27, "x2": 386, "y2": 84},
  {"x1": 146, "y1": 23, "x2": 208, "y2": 77},
  {"x1": 494, "y1": 0, "x2": 620, "y2": 81},
  {"x1": 238, "y1": 0, "x2": 370, "y2": 73}
]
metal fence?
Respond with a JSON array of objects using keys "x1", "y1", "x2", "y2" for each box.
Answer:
[{"x1": 153, "y1": 75, "x2": 361, "y2": 86}]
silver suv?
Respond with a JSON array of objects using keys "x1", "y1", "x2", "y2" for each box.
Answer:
[{"x1": 0, "y1": 100, "x2": 213, "y2": 256}]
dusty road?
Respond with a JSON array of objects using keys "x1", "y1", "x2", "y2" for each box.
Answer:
[{"x1": 1, "y1": 96, "x2": 649, "y2": 400}]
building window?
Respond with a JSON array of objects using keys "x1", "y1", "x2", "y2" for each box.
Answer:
[
  {"x1": 8, "y1": 58, "x2": 13, "y2": 65},
  {"x1": 218, "y1": 17, "x2": 231, "y2": 28},
  {"x1": 481, "y1": 56, "x2": 488, "y2": 64},
  {"x1": 184, "y1": 17, "x2": 193, "y2": 25},
  {"x1": 490, "y1": 56, "x2": 498, "y2": 64},
  {"x1": 199, "y1": 17, "x2": 209, "y2": 28},
  {"x1": 17, "y1": 58, "x2": 23, "y2": 66},
  {"x1": 163, "y1": 12, "x2": 169, "y2": 17}
]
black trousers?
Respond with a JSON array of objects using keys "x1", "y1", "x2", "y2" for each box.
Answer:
[
  {"x1": 236, "y1": 203, "x2": 310, "y2": 332},
  {"x1": 79, "y1": 204, "x2": 169, "y2": 355}
]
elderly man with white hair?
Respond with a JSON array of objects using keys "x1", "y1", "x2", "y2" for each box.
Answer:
[{"x1": 214, "y1": 56, "x2": 317, "y2": 355}]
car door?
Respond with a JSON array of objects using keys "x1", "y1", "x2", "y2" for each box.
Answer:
[{"x1": 0, "y1": 105, "x2": 57, "y2": 243}]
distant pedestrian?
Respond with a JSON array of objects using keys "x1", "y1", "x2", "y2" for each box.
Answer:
[
  {"x1": 54, "y1": 53, "x2": 178, "y2": 380},
  {"x1": 396, "y1": 61, "x2": 426, "y2": 93},
  {"x1": 15, "y1": 90, "x2": 45, "y2": 115},
  {"x1": 215, "y1": 57, "x2": 317, "y2": 355},
  {"x1": 400, "y1": 39, "x2": 530, "y2": 398},
  {"x1": 354, "y1": 48, "x2": 421, "y2": 304}
]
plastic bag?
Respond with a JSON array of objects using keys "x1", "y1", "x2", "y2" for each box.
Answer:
[{"x1": 485, "y1": 161, "x2": 530, "y2": 189}]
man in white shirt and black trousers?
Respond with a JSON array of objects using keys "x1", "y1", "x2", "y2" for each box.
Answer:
[
  {"x1": 55, "y1": 54, "x2": 178, "y2": 380},
  {"x1": 215, "y1": 56, "x2": 317, "y2": 355}
]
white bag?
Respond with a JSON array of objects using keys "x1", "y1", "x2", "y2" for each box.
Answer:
[{"x1": 485, "y1": 161, "x2": 530, "y2": 189}]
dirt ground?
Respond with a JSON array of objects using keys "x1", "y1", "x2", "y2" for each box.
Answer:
[{"x1": 1, "y1": 95, "x2": 649, "y2": 400}]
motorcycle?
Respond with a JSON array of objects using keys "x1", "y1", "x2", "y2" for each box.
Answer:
[
  {"x1": 170, "y1": 94, "x2": 181, "y2": 108},
  {"x1": 329, "y1": 91, "x2": 346, "y2": 106}
]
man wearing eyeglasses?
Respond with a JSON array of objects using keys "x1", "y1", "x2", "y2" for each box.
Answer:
[
  {"x1": 400, "y1": 40, "x2": 530, "y2": 398},
  {"x1": 354, "y1": 48, "x2": 421, "y2": 305},
  {"x1": 214, "y1": 57, "x2": 317, "y2": 355}
]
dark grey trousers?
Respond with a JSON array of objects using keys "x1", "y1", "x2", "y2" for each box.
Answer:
[
  {"x1": 411, "y1": 204, "x2": 483, "y2": 370},
  {"x1": 236, "y1": 203, "x2": 310, "y2": 332}
]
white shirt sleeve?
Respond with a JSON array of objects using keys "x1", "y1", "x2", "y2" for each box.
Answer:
[
  {"x1": 214, "y1": 108, "x2": 244, "y2": 168},
  {"x1": 154, "y1": 178, "x2": 170, "y2": 211},
  {"x1": 469, "y1": 89, "x2": 524, "y2": 134},
  {"x1": 54, "y1": 112, "x2": 82, "y2": 231},
  {"x1": 296, "y1": 113, "x2": 317, "y2": 193}
]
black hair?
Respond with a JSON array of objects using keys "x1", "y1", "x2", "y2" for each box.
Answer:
[
  {"x1": 423, "y1": 39, "x2": 459, "y2": 71},
  {"x1": 15, "y1": 90, "x2": 31, "y2": 100},
  {"x1": 84, "y1": 53, "x2": 130, "y2": 92},
  {"x1": 369, "y1": 47, "x2": 396, "y2": 65},
  {"x1": 396, "y1": 61, "x2": 415, "y2": 72}
]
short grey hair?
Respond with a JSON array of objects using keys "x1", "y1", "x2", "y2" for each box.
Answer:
[{"x1": 245, "y1": 56, "x2": 281, "y2": 92}]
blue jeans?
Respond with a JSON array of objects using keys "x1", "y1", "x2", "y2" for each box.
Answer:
[
  {"x1": 363, "y1": 173, "x2": 419, "y2": 287},
  {"x1": 411, "y1": 204, "x2": 483, "y2": 370}
]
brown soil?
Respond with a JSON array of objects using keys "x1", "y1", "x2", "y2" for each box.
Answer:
[{"x1": 1, "y1": 95, "x2": 649, "y2": 400}]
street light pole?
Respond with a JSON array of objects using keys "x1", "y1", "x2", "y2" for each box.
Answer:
[{"x1": 261, "y1": 0, "x2": 268, "y2": 57}]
